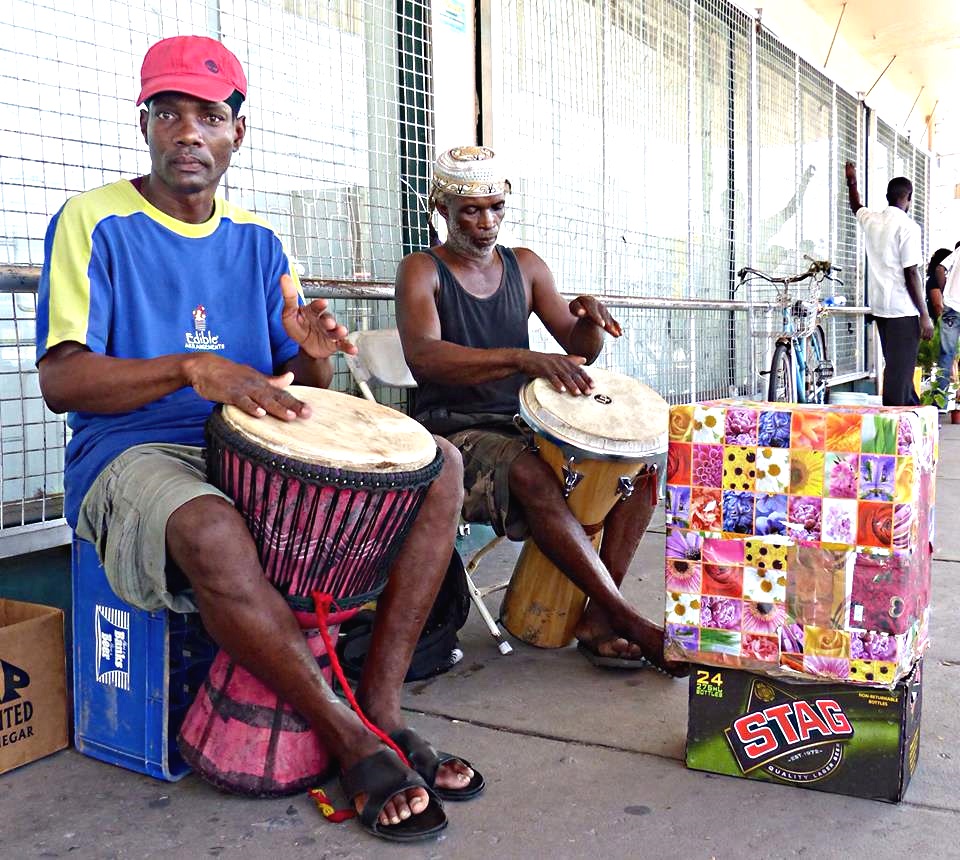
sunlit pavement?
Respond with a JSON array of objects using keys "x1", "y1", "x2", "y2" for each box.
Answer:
[{"x1": 2, "y1": 421, "x2": 958, "y2": 860}]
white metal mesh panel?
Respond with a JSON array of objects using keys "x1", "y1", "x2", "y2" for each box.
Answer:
[
  {"x1": 898, "y1": 130, "x2": 930, "y2": 262},
  {"x1": 755, "y1": 31, "x2": 799, "y2": 277},
  {"x1": 832, "y1": 86, "x2": 865, "y2": 378},
  {"x1": 0, "y1": 0, "x2": 434, "y2": 530},
  {"x1": 0, "y1": 6, "x2": 434, "y2": 293},
  {"x1": 0, "y1": 0, "x2": 935, "y2": 542},
  {"x1": 490, "y1": 0, "x2": 606, "y2": 288},
  {"x1": 487, "y1": 1, "x2": 876, "y2": 402},
  {"x1": 835, "y1": 87, "x2": 862, "y2": 300},
  {"x1": 873, "y1": 116, "x2": 932, "y2": 304},
  {"x1": 689, "y1": 0, "x2": 751, "y2": 398},
  {"x1": 0, "y1": 290, "x2": 64, "y2": 527},
  {"x1": 490, "y1": 0, "x2": 756, "y2": 401}
]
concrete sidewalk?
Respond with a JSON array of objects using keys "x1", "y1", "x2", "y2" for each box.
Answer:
[{"x1": 2, "y1": 423, "x2": 959, "y2": 860}]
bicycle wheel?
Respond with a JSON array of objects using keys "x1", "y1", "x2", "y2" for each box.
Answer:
[
  {"x1": 805, "y1": 325, "x2": 830, "y2": 404},
  {"x1": 767, "y1": 342, "x2": 795, "y2": 402}
]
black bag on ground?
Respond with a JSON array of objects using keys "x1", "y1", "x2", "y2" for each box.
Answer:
[{"x1": 336, "y1": 549, "x2": 471, "y2": 683}]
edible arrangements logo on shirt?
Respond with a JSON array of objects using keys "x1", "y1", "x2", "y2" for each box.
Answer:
[
  {"x1": 185, "y1": 304, "x2": 226, "y2": 351},
  {"x1": 724, "y1": 678, "x2": 854, "y2": 783},
  {"x1": 95, "y1": 605, "x2": 131, "y2": 690},
  {"x1": 0, "y1": 658, "x2": 35, "y2": 749}
]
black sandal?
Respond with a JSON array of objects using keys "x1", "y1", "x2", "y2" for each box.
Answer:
[
  {"x1": 339, "y1": 749, "x2": 448, "y2": 843},
  {"x1": 390, "y1": 728, "x2": 486, "y2": 802}
]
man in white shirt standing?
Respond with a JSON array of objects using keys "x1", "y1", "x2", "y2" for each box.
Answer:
[{"x1": 844, "y1": 162, "x2": 934, "y2": 405}]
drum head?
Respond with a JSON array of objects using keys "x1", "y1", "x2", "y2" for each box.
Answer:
[
  {"x1": 519, "y1": 367, "x2": 668, "y2": 459},
  {"x1": 221, "y1": 385, "x2": 436, "y2": 472}
]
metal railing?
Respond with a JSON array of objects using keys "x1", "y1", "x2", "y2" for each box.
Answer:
[
  {"x1": 0, "y1": 0, "x2": 919, "y2": 562},
  {"x1": 0, "y1": 264, "x2": 873, "y2": 558}
]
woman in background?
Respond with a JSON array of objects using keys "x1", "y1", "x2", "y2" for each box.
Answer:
[{"x1": 925, "y1": 247, "x2": 952, "y2": 321}]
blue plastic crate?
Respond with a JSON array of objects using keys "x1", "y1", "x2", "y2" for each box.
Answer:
[{"x1": 72, "y1": 538, "x2": 216, "y2": 781}]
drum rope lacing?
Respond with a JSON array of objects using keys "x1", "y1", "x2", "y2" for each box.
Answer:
[
  {"x1": 309, "y1": 590, "x2": 412, "y2": 823},
  {"x1": 202, "y1": 409, "x2": 438, "y2": 815},
  {"x1": 206, "y1": 416, "x2": 443, "y2": 606},
  {"x1": 206, "y1": 418, "x2": 444, "y2": 490}
]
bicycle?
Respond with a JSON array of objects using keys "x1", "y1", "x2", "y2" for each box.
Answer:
[{"x1": 736, "y1": 257, "x2": 843, "y2": 404}]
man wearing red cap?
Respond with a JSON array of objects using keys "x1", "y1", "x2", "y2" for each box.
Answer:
[{"x1": 36, "y1": 36, "x2": 477, "y2": 842}]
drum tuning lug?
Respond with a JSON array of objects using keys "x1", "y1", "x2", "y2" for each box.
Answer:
[
  {"x1": 617, "y1": 477, "x2": 635, "y2": 498},
  {"x1": 562, "y1": 458, "x2": 584, "y2": 497}
]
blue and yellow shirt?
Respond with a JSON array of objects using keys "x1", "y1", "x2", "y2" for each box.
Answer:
[{"x1": 36, "y1": 179, "x2": 302, "y2": 526}]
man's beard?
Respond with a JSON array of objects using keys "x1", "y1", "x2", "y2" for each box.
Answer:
[{"x1": 447, "y1": 221, "x2": 496, "y2": 259}]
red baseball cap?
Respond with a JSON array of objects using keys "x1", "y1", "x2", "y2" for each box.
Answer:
[{"x1": 137, "y1": 36, "x2": 247, "y2": 106}]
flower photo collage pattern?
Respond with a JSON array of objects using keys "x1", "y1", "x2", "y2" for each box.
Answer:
[{"x1": 664, "y1": 401, "x2": 938, "y2": 687}]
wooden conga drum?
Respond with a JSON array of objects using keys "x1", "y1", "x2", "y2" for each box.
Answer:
[
  {"x1": 500, "y1": 368, "x2": 668, "y2": 648},
  {"x1": 177, "y1": 385, "x2": 442, "y2": 796}
]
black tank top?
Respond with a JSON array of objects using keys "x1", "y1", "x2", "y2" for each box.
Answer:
[{"x1": 414, "y1": 246, "x2": 530, "y2": 426}]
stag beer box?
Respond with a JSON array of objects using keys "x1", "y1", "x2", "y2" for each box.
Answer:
[
  {"x1": 0, "y1": 599, "x2": 68, "y2": 774},
  {"x1": 663, "y1": 400, "x2": 937, "y2": 687},
  {"x1": 686, "y1": 660, "x2": 923, "y2": 802}
]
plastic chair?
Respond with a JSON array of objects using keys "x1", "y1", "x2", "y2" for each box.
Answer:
[
  {"x1": 344, "y1": 329, "x2": 512, "y2": 655},
  {"x1": 343, "y1": 328, "x2": 418, "y2": 400}
]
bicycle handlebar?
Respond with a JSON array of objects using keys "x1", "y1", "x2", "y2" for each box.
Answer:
[{"x1": 736, "y1": 258, "x2": 843, "y2": 288}]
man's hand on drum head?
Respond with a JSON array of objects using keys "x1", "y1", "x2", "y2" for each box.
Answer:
[
  {"x1": 569, "y1": 295, "x2": 622, "y2": 337},
  {"x1": 525, "y1": 352, "x2": 594, "y2": 395},
  {"x1": 280, "y1": 274, "x2": 359, "y2": 360},
  {"x1": 183, "y1": 354, "x2": 308, "y2": 420}
]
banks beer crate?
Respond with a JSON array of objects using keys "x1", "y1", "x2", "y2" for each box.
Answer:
[
  {"x1": 685, "y1": 660, "x2": 923, "y2": 802},
  {"x1": 663, "y1": 400, "x2": 937, "y2": 687},
  {"x1": 72, "y1": 539, "x2": 216, "y2": 780}
]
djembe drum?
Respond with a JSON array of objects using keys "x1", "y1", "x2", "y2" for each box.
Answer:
[
  {"x1": 177, "y1": 385, "x2": 442, "y2": 796},
  {"x1": 500, "y1": 367, "x2": 668, "y2": 648}
]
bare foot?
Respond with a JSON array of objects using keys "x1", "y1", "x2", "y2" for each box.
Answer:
[
  {"x1": 579, "y1": 609, "x2": 690, "y2": 677},
  {"x1": 353, "y1": 758, "x2": 472, "y2": 822},
  {"x1": 347, "y1": 713, "x2": 475, "y2": 800},
  {"x1": 575, "y1": 607, "x2": 647, "y2": 661},
  {"x1": 435, "y1": 759, "x2": 475, "y2": 791},
  {"x1": 627, "y1": 622, "x2": 690, "y2": 678},
  {"x1": 575, "y1": 631, "x2": 646, "y2": 661},
  {"x1": 354, "y1": 785, "x2": 431, "y2": 827},
  {"x1": 342, "y1": 738, "x2": 438, "y2": 828}
]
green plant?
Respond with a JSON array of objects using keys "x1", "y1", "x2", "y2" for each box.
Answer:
[
  {"x1": 920, "y1": 378, "x2": 947, "y2": 409},
  {"x1": 917, "y1": 318, "x2": 941, "y2": 376},
  {"x1": 917, "y1": 319, "x2": 950, "y2": 408}
]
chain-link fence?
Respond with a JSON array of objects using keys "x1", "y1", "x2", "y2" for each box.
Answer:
[
  {"x1": 0, "y1": 0, "x2": 932, "y2": 551},
  {"x1": 1, "y1": 0, "x2": 436, "y2": 545},
  {"x1": 484, "y1": 0, "x2": 928, "y2": 398}
]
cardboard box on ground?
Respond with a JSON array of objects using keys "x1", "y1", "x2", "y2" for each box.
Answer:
[
  {"x1": 685, "y1": 660, "x2": 923, "y2": 803},
  {"x1": 0, "y1": 599, "x2": 68, "y2": 774}
]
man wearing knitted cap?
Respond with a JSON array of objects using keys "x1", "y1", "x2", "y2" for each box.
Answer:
[
  {"x1": 36, "y1": 36, "x2": 477, "y2": 842},
  {"x1": 396, "y1": 146, "x2": 687, "y2": 676}
]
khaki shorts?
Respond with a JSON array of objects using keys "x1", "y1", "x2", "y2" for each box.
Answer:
[
  {"x1": 447, "y1": 425, "x2": 536, "y2": 541},
  {"x1": 75, "y1": 443, "x2": 231, "y2": 613}
]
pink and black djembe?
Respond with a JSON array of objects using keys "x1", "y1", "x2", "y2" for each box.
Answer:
[{"x1": 177, "y1": 385, "x2": 441, "y2": 796}]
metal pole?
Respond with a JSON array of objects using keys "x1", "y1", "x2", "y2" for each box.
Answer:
[{"x1": 0, "y1": 265, "x2": 871, "y2": 314}]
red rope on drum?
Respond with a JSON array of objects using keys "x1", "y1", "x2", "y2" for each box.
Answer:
[
  {"x1": 311, "y1": 590, "x2": 411, "y2": 768},
  {"x1": 309, "y1": 590, "x2": 414, "y2": 825},
  {"x1": 308, "y1": 787, "x2": 356, "y2": 823}
]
